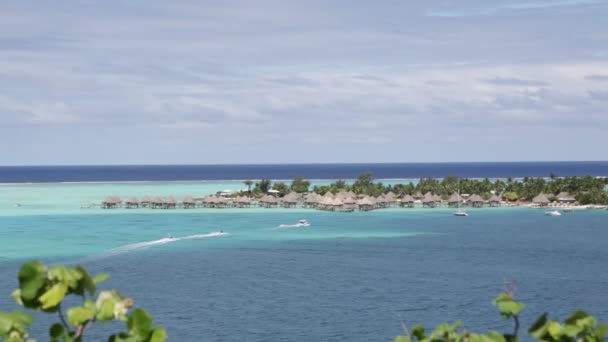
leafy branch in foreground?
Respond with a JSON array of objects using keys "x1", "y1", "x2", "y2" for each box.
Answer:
[
  {"x1": 0, "y1": 261, "x2": 166, "y2": 342},
  {"x1": 393, "y1": 290, "x2": 606, "y2": 342}
]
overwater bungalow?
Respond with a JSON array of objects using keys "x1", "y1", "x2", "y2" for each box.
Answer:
[
  {"x1": 376, "y1": 194, "x2": 388, "y2": 208},
  {"x1": 125, "y1": 197, "x2": 139, "y2": 209},
  {"x1": 235, "y1": 196, "x2": 252, "y2": 208},
  {"x1": 400, "y1": 194, "x2": 415, "y2": 208},
  {"x1": 102, "y1": 196, "x2": 122, "y2": 209},
  {"x1": 343, "y1": 197, "x2": 357, "y2": 211},
  {"x1": 468, "y1": 194, "x2": 485, "y2": 208},
  {"x1": 533, "y1": 193, "x2": 550, "y2": 207},
  {"x1": 422, "y1": 193, "x2": 437, "y2": 208},
  {"x1": 281, "y1": 192, "x2": 300, "y2": 208},
  {"x1": 164, "y1": 196, "x2": 177, "y2": 209},
  {"x1": 151, "y1": 197, "x2": 163, "y2": 209},
  {"x1": 385, "y1": 192, "x2": 397, "y2": 205},
  {"x1": 304, "y1": 193, "x2": 319, "y2": 208},
  {"x1": 260, "y1": 195, "x2": 278, "y2": 208},
  {"x1": 488, "y1": 194, "x2": 502, "y2": 207},
  {"x1": 140, "y1": 195, "x2": 151, "y2": 208},
  {"x1": 182, "y1": 196, "x2": 196, "y2": 209},
  {"x1": 357, "y1": 197, "x2": 375, "y2": 211},
  {"x1": 447, "y1": 193, "x2": 461, "y2": 208}
]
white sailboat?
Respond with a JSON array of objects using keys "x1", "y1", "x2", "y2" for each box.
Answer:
[{"x1": 454, "y1": 180, "x2": 468, "y2": 217}]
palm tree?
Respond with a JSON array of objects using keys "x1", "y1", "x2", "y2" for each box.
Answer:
[{"x1": 244, "y1": 180, "x2": 253, "y2": 195}]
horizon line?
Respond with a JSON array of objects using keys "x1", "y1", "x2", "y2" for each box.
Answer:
[{"x1": 1, "y1": 160, "x2": 608, "y2": 167}]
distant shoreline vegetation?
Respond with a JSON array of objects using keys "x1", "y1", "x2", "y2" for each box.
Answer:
[{"x1": 95, "y1": 173, "x2": 608, "y2": 210}]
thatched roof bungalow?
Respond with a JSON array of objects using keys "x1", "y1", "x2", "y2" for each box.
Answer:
[
  {"x1": 533, "y1": 193, "x2": 550, "y2": 207},
  {"x1": 151, "y1": 197, "x2": 163, "y2": 209},
  {"x1": 555, "y1": 192, "x2": 576, "y2": 203},
  {"x1": 488, "y1": 194, "x2": 502, "y2": 207},
  {"x1": 447, "y1": 193, "x2": 461, "y2": 207},
  {"x1": 400, "y1": 194, "x2": 415, "y2": 207},
  {"x1": 357, "y1": 196, "x2": 375, "y2": 211},
  {"x1": 102, "y1": 196, "x2": 122, "y2": 209},
  {"x1": 140, "y1": 195, "x2": 151, "y2": 207},
  {"x1": 467, "y1": 194, "x2": 484, "y2": 207},
  {"x1": 125, "y1": 197, "x2": 139, "y2": 209},
  {"x1": 182, "y1": 196, "x2": 196, "y2": 209},
  {"x1": 422, "y1": 193, "x2": 437, "y2": 207}
]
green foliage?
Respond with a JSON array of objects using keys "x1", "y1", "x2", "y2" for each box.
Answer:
[
  {"x1": 290, "y1": 176, "x2": 311, "y2": 193},
  {"x1": 255, "y1": 179, "x2": 271, "y2": 194},
  {"x1": 1, "y1": 261, "x2": 166, "y2": 342},
  {"x1": 310, "y1": 173, "x2": 608, "y2": 203},
  {"x1": 271, "y1": 182, "x2": 290, "y2": 196},
  {"x1": 243, "y1": 180, "x2": 253, "y2": 193},
  {"x1": 393, "y1": 292, "x2": 606, "y2": 342}
]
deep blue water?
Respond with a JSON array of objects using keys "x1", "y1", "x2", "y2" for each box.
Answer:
[
  {"x1": 1, "y1": 161, "x2": 608, "y2": 183},
  {"x1": 0, "y1": 209, "x2": 606, "y2": 341}
]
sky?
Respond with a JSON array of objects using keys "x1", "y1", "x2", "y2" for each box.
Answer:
[{"x1": 1, "y1": 0, "x2": 607, "y2": 165}]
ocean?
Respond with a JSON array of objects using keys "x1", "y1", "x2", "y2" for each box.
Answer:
[
  {"x1": 2, "y1": 161, "x2": 608, "y2": 183},
  {"x1": 0, "y1": 162, "x2": 607, "y2": 341}
]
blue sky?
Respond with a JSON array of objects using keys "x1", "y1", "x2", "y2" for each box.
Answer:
[{"x1": 1, "y1": 0, "x2": 607, "y2": 165}]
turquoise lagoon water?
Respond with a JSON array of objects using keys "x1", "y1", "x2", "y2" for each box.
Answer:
[{"x1": 1, "y1": 182, "x2": 607, "y2": 341}]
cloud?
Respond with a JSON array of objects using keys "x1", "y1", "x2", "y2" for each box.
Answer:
[
  {"x1": 0, "y1": 1, "x2": 607, "y2": 163},
  {"x1": 0, "y1": 96, "x2": 78, "y2": 125},
  {"x1": 482, "y1": 77, "x2": 548, "y2": 87},
  {"x1": 426, "y1": 0, "x2": 605, "y2": 17},
  {"x1": 585, "y1": 74, "x2": 608, "y2": 81}
]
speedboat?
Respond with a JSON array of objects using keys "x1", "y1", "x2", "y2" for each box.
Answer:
[
  {"x1": 296, "y1": 220, "x2": 310, "y2": 227},
  {"x1": 278, "y1": 220, "x2": 310, "y2": 228},
  {"x1": 545, "y1": 210, "x2": 561, "y2": 216},
  {"x1": 454, "y1": 210, "x2": 468, "y2": 217}
]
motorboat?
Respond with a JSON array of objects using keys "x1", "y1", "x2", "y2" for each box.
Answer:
[
  {"x1": 545, "y1": 210, "x2": 561, "y2": 216},
  {"x1": 454, "y1": 210, "x2": 469, "y2": 217},
  {"x1": 296, "y1": 220, "x2": 310, "y2": 227},
  {"x1": 279, "y1": 220, "x2": 310, "y2": 228}
]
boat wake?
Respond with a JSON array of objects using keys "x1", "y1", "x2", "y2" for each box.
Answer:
[
  {"x1": 86, "y1": 231, "x2": 227, "y2": 261},
  {"x1": 276, "y1": 220, "x2": 311, "y2": 229}
]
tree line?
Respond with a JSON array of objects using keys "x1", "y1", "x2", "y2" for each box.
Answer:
[{"x1": 241, "y1": 173, "x2": 608, "y2": 204}]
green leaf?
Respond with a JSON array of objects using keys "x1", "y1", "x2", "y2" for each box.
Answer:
[
  {"x1": 93, "y1": 273, "x2": 110, "y2": 285},
  {"x1": 67, "y1": 307, "x2": 96, "y2": 326},
  {"x1": 148, "y1": 327, "x2": 168, "y2": 342},
  {"x1": 493, "y1": 293, "x2": 513, "y2": 304},
  {"x1": 48, "y1": 266, "x2": 69, "y2": 284},
  {"x1": 11, "y1": 289, "x2": 23, "y2": 306},
  {"x1": 74, "y1": 266, "x2": 96, "y2": 296},
  {"x1": 497, "y1": 301, "x2": 525, "y2": 317},
  {"x1": 127, "y1": 309, "x2": 152, "y2": 340},
  {"x1": 565, "y1": 310, "x2": 590, "y2": 325},
  {"x1": 392, "y1": 336, "x2": 411, "y2": 342},
  {"x1": 65, "y1": 268, "x2": 84, "y2": 291},
  {"x1": 561, "y1": 324, "x2": 583, "y2": 337},
  {"x1": 596, "y1": 323, "x2": 607, "y2": 340},
  {"x1": 575, "y1": 316, "x2": 596, "y2": 330},
  {"x1": 39, "y1": 283, "x2": 68, "y2": 310},
  {"x1": 49, "y1": 323, "x2": 64, "y2": 339},
  {"x1": 18, "y1": 261, "x2": 48, "y2": 302},
  {"x1": 411, "y1": 324, "x2": 426, "y2": 340},
  {"x1": 487, "y1": 331, "x2": 507, "y2": 342},
  {"x1": 547, "y1": 321, "x2": 563, "y2": 339},
  {"x1": 96, "y1": 298, "x2": 116, "y2": 322},
  {"x1": 8, "y1": 311, "x2": 33, "y2": 327},
  {"x1": 528, "y1": 313, "x2": 549, "y2": 339},
  {"x1": 0, "y1": 313, "x2": 12, "y2": 335}
]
